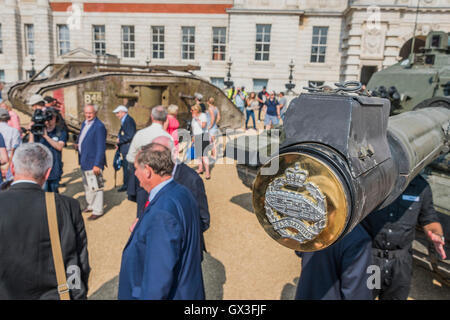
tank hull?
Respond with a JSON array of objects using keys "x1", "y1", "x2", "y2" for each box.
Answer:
[{"x1": 6, "y1": 62, "x2": 243, "y2": 144}]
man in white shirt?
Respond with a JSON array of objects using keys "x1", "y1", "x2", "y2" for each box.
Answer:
[
  {"x1": 126, "y1": 105, "x2": 173, "y2": 217},
  {"x1": 126, "y1": 106, "x2": 172, "y2": 164}
]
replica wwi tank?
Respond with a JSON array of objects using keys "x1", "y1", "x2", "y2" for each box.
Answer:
[
  {"x1": 367, "y1": 30, "x2": 450, "y2": 285},
  {"x1": 229, "y1": 81, "x2": 450, "y2": 286},
  {"x1": 4, "y1": 61, "x2": 243, "y2": 144}
]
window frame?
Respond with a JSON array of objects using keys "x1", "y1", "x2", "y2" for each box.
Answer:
[
  {"x1": 0, "y1": 24, "x2": 3, "y2": 54},
  {"x1": 255, "y1": 24, "x2": 271, "y2": 61},
  {"x1": 210, "y1": 77, "x2": 225, "y2": 89},
  {"x1": 121, "y1": 25, "x2": 135, "y2": 59},
  {"x1": 151, "y1": 26, "x2": 165, "y2": 60},
  {"x1": 181, "y1": 26, "x2": 195, "y2": 61},
  {"x1": 310, "y1": 26, "x2": 328, "y2": 63},
  {"x1": 24, "y1": 24, "x2": 35, "y2": 56},
  {"x1": 212, "y1": 27, "x2": 227, "y2": 61},
  {"x1": 92, "y1": 25, "x2": 106, "y2": 56},
  {"x1": 57, "y1": 24, "x2": 70, "y2": 56}
]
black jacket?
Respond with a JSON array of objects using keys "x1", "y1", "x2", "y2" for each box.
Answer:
[
  {"x1": 118, "y1": 115, "x2": 137, "y2": 156},
  {"x1": 0, "y1": 182, "x2": 90, "y2": 300}
]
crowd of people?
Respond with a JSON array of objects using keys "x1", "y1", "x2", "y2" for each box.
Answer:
[
  {"x1": 0, "y1": 88, "x2": 447, "y2": 301},
  {"x1": 226, "y1": 85, "x2": 288, "y2": 130}
]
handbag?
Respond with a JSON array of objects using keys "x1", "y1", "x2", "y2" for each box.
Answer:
[
  {"x1": 188, "y1": 143, "x2": 195, "y2": 160},
  {"x1": 45, "y1": 192, "x2": 71, "y2": 300}
]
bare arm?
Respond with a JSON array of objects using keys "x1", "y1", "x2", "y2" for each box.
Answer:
[
  {"x1": 43, "y1": 133, "x2": 65, "y2": 152},
  {"x1": 424, "y1": 222, "x2": 446, "y2": 259},
  {"x1": 208, "y1": 109, "x2": 215, "y2": 130},
  {"x1": 0, "y1": 148, "x2": 8, "y2": 165},
  {"x1": 216, "y1": 110, "x2": 221, "y2": 124}
]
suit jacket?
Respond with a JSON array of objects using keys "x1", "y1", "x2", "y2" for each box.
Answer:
[
  {"x1": 173, "y1": 162, "x2": 210, "y2": 252},
  {"x1": 77, "y1": 117, "x2": 107, "y2": 170},
  {"x1": 118, "y1": 180, "x2": 205, "y2": 300},
  {"x1": 0, "y1": 182, "x2": 90, "y2": 300},
  {"x1": 118, "y1": 115, "x2": 136, "y2": 156}
]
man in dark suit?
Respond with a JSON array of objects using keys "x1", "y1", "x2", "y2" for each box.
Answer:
[
  {"x1": 118, "y1": 143, "x2": 204, "y2": 300},
  {"x1": 153, "y1": 135, "x2": 210, "y2": 255},
  {"x1": 75, "y1": 104, "x2": 107, "y2": 221},
  {"x1": 0, "y1": 143, "x2": 90, "y2": 299},
  {"x1": 113, "y1": 105, "x2": 136, "y2": 192}
]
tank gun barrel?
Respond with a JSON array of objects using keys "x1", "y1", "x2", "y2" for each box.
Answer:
[{"x1": 252, "y1": 93, "x2": 450, "y2": 252}]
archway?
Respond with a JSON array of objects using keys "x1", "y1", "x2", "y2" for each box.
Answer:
[{"x1": 399, "y1": 36, "x2": 426, "y2": 60}]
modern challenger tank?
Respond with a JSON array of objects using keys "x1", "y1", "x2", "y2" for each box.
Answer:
[
  {"x1": 367, "y1": 30, "x2": 450, "y2": 285},
  {"x1": 4, "y1": 61, "x2": 243, "y2": 144}
]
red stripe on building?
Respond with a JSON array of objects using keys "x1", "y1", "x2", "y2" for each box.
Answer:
[
  {"x1": 50, "y1": 2, "x2": 73, "y2": 12},
  {"x1": 50, "y1": 2, "x2": 232, "y2": 14}
]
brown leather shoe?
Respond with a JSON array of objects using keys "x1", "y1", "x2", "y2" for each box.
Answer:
[{"x1": 87, "y1": 214, "x2": 101, "y2": 221}]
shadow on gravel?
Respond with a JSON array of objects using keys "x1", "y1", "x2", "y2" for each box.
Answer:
[
  {"x1": 230, "y1": 193, "x2": 254, "y2": 214},
  {"x1": 89, "y1": 275, "x2": 119, "y2": 300},
  {"x1": 280, "y1": 277, "x2": 299, "y2": 300},
  {"x1": 202, "y1": 252, "x2": 226, "y2": 300},
  {"x1": 88, "y1": 252, "x2": 227, "y2": 300}
]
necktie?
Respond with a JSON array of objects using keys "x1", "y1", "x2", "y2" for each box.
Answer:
[{"x1": 144, "y1": 200, "x2": 150, "y2": 209}]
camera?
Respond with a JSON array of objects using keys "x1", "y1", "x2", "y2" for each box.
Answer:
[{"x1": 31, "y1": 109, "x2": 53, "y2": 136}]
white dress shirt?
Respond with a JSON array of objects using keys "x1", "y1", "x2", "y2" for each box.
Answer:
[{"x1": 126, "y1": 123, "x2": 173, "y2": 163}]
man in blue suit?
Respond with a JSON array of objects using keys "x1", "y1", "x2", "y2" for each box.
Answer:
[
  {"x1": 118, "y1": 142, "x2": 205, "y2": 300},
  {"x1": 75, "y1": 104, "x2": 107, "y2": 221},
  {"x1": 113, "y1": 105, "x2": 136, "y2": 192}
]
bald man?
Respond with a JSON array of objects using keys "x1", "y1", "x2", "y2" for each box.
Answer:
[{"x1": 126, "y1": 106, "x2": 172, "y2": 217}]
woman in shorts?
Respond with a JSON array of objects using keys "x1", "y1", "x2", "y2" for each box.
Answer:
[
  {"x1": 191, "y1": 105, "x2": 211, "y2": 179},
  {"x1": 206, "y1": 97, "x2": 220, "y2": 159}
]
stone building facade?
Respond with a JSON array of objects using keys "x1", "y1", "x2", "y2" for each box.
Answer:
[{"x1": 0, "y1": 0, "x2": 449, "y2": 93}]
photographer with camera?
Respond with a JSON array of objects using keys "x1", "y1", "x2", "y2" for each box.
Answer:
[{"x1": 29, "y1": 108, "x2": 67, "y2": 193}]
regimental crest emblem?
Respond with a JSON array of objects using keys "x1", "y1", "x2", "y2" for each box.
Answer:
[{"x1": 264, "y1": 162, "x2": 327, "y2": 244}]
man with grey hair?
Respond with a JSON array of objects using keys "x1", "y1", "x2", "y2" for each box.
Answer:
[
  {"x1": 75, "y1": 104, "x2": 106, "y2": 220},
  {"x1": 0, "y1": 143, "x2": 90, "y2": 299},
  {"x1": 126, "y1": 105, "x2": 172, "y2": 217},
  {"x1": 118, "y1": 142, "x2": 204, "y2": 300}
]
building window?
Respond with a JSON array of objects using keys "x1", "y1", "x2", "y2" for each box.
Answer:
[
  {"x1": 57, "y1": 25, "x2": 70, "y2": 55},
  {"x1": 181, "y1": 27, "x2": 195, "y2": 60},
  {"x1": 0, "y1": 70, "x2": 4, "y2": 82},
  {"x1": 210, "y1": 77, "x2": 225, "y2": 89},
  {"x1": 151, "y1": 26, "x2": 165, "y2": 59},
  {"x1": 0, "y1": 24, "x2": 3, "y2": 54},
  {"x1": 310, "y1": 27, "x2": 328, "y2": 63},
  {"x1": 93, "y1": 25, "x2": 106, "y2": 56},
  {"x1": 255, "y1": 24, "x2": 271, "y2": 61},
  {"x1": 25, "y1": 24, "x2": 35, "y2": 56},
  {"x1": 122, "y1": 26, "x2": 135, "y2": 58},
  {"x1": 212, "y1": 27, "x2": 226, "y2": 61},
  {"x1": 253, "y1": 78, "x2": 268, "y2": 92},
  {"x1": 26, "y1": 70, "x2": 34, "y2": 79}
]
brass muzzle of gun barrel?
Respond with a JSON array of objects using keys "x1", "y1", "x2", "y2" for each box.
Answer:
[{"x1": 253, "y1": 152, "x2": 351, "y2": 252}]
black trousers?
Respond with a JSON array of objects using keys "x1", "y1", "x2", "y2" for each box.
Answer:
[
  {"x1": 372, "y1": 248, "x2": 413, "y2": 300},
  {"x1": 121, "y1": 156, "x2": 129, "y2": 187}
]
